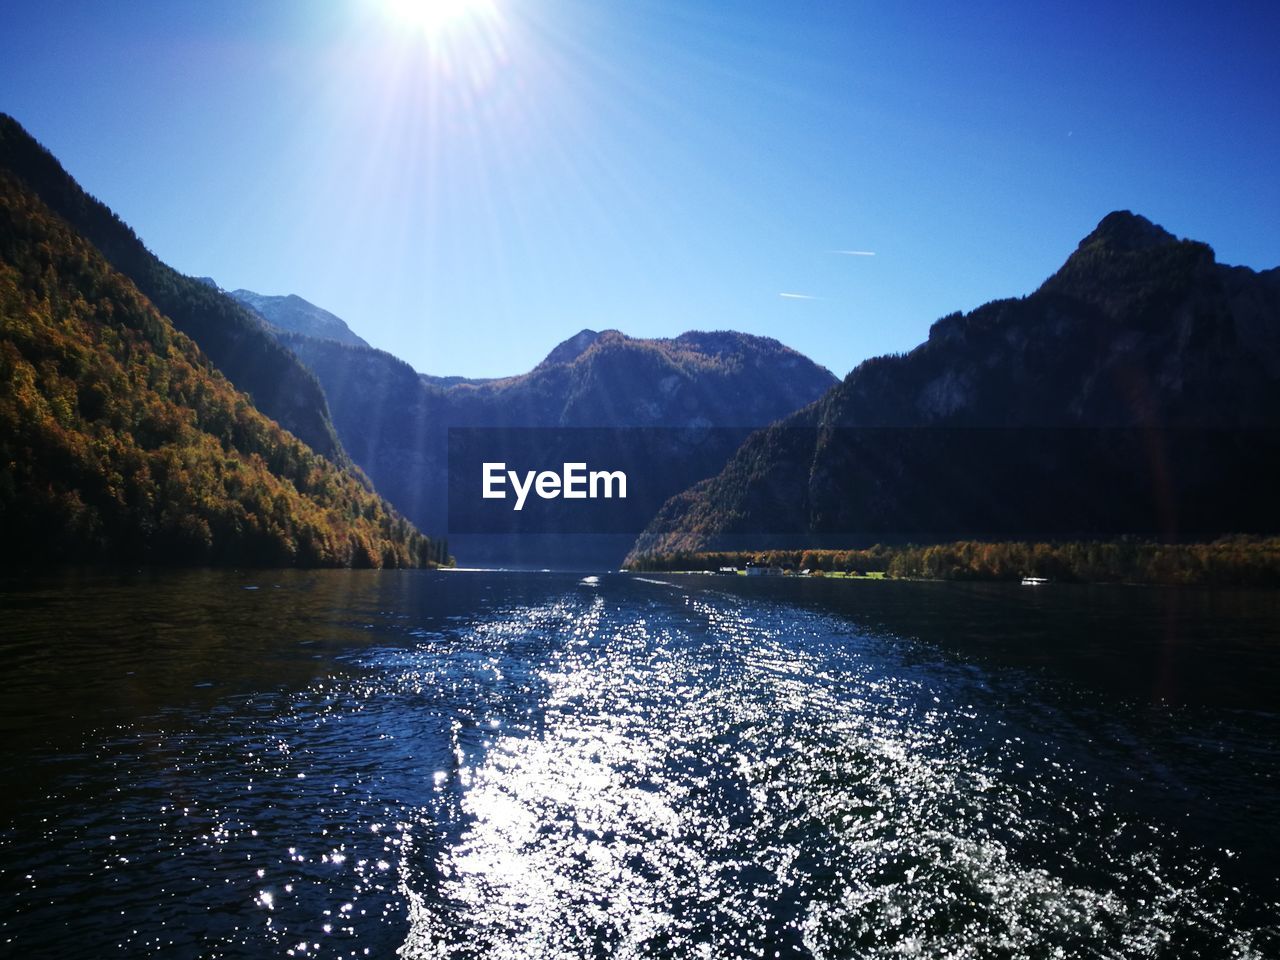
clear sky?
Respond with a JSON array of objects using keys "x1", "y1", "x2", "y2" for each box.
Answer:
[{"x1": 2, "y1": 0, "x2": 1278, "y2": 378}]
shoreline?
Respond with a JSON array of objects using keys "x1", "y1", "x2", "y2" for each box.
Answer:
[{"x1": 624, "y1": 538, "x2": 1280, "y2": 588}]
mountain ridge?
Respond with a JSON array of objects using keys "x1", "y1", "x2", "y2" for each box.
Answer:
[
  {"x1": 628, "y1": 212, "x2": 1280, "y2": 561},
  {"x1": 227, "y1": 288, "x2": 370, "y2": 348},
  {"x1": 279, "y1": 324, "x2": 838, "y2": 564}
]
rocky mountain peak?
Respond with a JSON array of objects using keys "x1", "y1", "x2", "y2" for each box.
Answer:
[
  {"x1": 1077, "y1": 210, "x2": 1177, "y2": 254},
  {"x1": 540, "y1": 328, "x2": 604, "y2": 367}
]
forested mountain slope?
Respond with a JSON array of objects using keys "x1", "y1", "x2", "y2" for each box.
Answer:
[
  {"x1": 629, "y1": 212, "x2": 1280, "y2": 560},
  {"x1": 0, "y1": 114, "x2": 342, "y2": 459},
  {"x1": 0, "y1": 170, "x2": 442, "y2": 567}
]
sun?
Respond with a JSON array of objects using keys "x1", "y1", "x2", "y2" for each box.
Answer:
[{"x1": 380, "y1": 0, "x2": 495, "y2": 39}]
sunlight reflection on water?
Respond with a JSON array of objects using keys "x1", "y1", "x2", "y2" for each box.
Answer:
[
  {"x1": 2, "y1": 572, "x2": 1277, "y2": 958},
  {"x1": 385, "y1": 585, "x2": 1275, "y2": 959}
]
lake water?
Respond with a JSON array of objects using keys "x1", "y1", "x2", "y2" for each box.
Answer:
[{"x1": 2, "y1": 569, "x2": 1278, "y2": 958}]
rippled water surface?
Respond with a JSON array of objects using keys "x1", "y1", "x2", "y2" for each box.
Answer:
[{"x1": 2, "y1": 569, "x2": 1279, "y2": 958}]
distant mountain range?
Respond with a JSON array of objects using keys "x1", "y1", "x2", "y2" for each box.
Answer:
[
  {"x1": 0, "y1": 115, "x2": 441, "y2": 567},
  {"x1": 213, "y1": 284, "x2": 370, "y2": 348},
  {"x1": 0, "y1": 114, "x2": 837, "y2": 570},
  {"x1": 279, "y1": 327, "x2": 838, "y2": 565},
  {"x1": 628, "y1": 212, "x2": 1280, "y2": 561},
  {"x1": 9, "y1": 111, "x2": 1275, "y2": 573}
]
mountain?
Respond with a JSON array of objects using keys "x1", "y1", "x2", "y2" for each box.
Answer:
[
  {"x1": 0, "y1": 115, "x2": 342, "y2": 460},
  {"x1": 628, "y1": 212, "x2": 1280, "y2": 561},
  {"x1": 227, "y1": 288, "x2": 370, "y2": 348},
  {"x1": 301, "y1": 326, "x2": 834, "y2": 429},
  {"x1": 279, "y1": 327, "x2": 838, "y2": 565},
  {"x1": 0, "y1": 156, "x2": 442, "y2": 567},
  {"x1": 539, "y1": 328, "x2": 602, "y2": 367}
]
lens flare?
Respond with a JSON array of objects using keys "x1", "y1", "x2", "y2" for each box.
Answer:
[{"x1": 380, "y1": 0, "x2": 496, "y2": 39}]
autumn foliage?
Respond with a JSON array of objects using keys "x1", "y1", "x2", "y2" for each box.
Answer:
[{"x1": 0, "y1": 172, "x2": 445, "y2": 567}]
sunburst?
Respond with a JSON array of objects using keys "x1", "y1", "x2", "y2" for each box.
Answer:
[{"x1": 378, "y1": 0, "x2": 498, "y2": 40}]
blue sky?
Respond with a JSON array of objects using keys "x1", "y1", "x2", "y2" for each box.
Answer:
[{"x1": 2, "y1": 0, "x2": 1278, "y2": 378}]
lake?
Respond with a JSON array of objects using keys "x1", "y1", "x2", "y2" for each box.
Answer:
[{"x1": 2, "y1": 569, "x2": 1278, "y2": 958}]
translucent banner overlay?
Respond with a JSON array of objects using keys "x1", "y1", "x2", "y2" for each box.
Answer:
[{"x1": 447, "y1": 426, "x2": 1280, "y2": 539}]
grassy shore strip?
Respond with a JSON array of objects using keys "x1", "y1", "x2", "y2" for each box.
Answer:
[{"x1": 624, "y1": 537, "x2": 1280, "y2": 587}]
